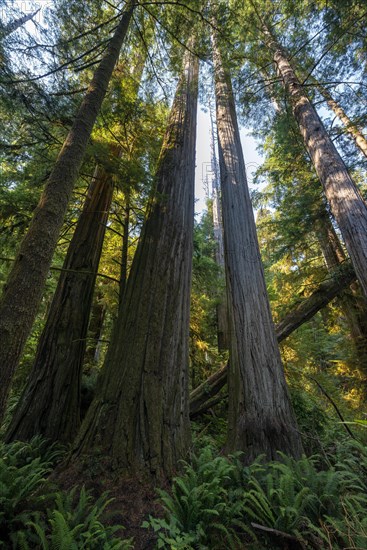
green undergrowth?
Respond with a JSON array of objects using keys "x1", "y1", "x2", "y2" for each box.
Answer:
[
  {"x1": 144, "y1": 439, "x2": 367, "y2": 549},
  {"x1": 2, "y1": 432, "x2": 367, "y2": 549},
  {"x1": 0, "y1": 437, "x2": 132, "y2": 549}
]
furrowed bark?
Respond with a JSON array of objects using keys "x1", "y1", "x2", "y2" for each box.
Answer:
[
  {"x1": 85, "y1": 289, "x2": 106, "y2": 366},
  {"x1": 213, "y1": 26, "x2": 303, "y2": 462},
  {"x1": 190, "y1": 260, "x2": 356, "y2": 417},
  {"x1": 73, "y1": 38, "x2": 199, "y2": 479},
  {"x1": 263, "y1": 24, "x2": 367, "y2": 297},
  {"x1": 119, "y1": 191, "x2": 130, "y2": 302},
  {"x1": 5, "y1": 164, "x2": 113, "y2": 443},
  {"x1": 0, "y1": 3, "x2": 135, "y2": 421},
  {"x1": 209, "y1": 102, "x2": 229, "y2": 350}
]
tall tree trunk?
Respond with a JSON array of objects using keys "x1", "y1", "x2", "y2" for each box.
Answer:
[
  {"x1": 209, "y1": 101, "x2": 229, "y2": 350},
  {"x1": 316, "y1": 214, "x2": 367, "y2": 371},
  {"x1": 314, "y1": 80, "x2": 367, "y2": 159},
  {"x1": 119, "y1": 191, "x2": 130, "y2": 302},
  {"x1": 212, "y1": 28, "x2": 303, "y2": 462},
  {"x1": 0, "y1": 3, "x2": 135, "y2": 422},
  {"x1": 85, "y1": 289, "x2": 106, "y2": 366},
  {"x1": 5, "y1": 165, "x2": 113, "y2": 443},
  {"x1": 73, "y1": 38, "x2": 199, "y2": 479},
  {"x1": 262, "y1": 24, "x2": 367, "y2": 298},
  {"x1": 316, "y1": 214, "x2": 346, "y2": 270},
  {"x1": 190, "y1": 260, "x2": 356, "y2": 417}
]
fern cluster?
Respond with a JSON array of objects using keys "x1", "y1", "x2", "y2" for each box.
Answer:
[
  {"x1": 143, "y1": 447, "x2": 249, "y2": 549},
  {"x1": 0, "y1": 437, "x2": 60, "y2": 547},
  {"x1": 241, "y1": 451, "x2": 363, "y2": 547},
  {"x1": 19, "y1": 487, "x2": 132, "y2": 549},
  {"x1": 0, "y1": 438, "x2": 132, "y2": 549},
  {"x1": 145, "y1": 441, "x2": 367, "y2": 549}
]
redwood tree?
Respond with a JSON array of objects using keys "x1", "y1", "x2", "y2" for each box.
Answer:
[
  {"x1": 73, "y1": 37, "x2": 199, "y2": 478},
  {"x1": 209, "y1": 105, "x2": 229, "y2": 351},
  {"x1": 212, "y1": 25, "x2": 303, "y2": 462},
  {"x1": 5, "y1": 163, "x2": 113, "y2": 443},
  {"x1": 261, "y1": 22, "x2": 367, "y2": 298},
  {"x1": 190, "y1": 259, "x2": 356, "y2": 417},
  {"x1": 0, "y1": 2, "x2": 135, "y2": 421}
]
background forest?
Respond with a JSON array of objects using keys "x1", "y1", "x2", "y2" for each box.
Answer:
[{"x1": 1, "y1": 0, "x2": 367, "y2": 548}]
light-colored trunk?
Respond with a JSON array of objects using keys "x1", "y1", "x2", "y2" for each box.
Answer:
[
  {"x1": 0, "y1": 3, "x2": 135, "y2": 421},
  {"x1": 263, "y1": 25, "x2": 367, "y2": 298},
  {"x1": 212, "y1": 28, "x2": 303, "y2": 462},
  {"x1": 73, "y1": 39, "x2": 199, "y2": 479},
  {"x1": 315, "y1": 80, "x2": 367, "y2": 159}
]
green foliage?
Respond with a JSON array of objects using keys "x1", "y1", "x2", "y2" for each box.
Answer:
[
  {"x1": 314, "y1": 494, "x2": 367, "y2": 549},
  {"x1": 26, "y1": 487, "x2": 133, "y2": 550},
  {"x1": 191, "y1": 417, "x2": 228, "y2": 452},
  {"x1": 0, "y1": 438, "x2": 131, "y2": 549},
  {"x1": 143, "y1": 446, "x2": 250, "y2": 549},
  {"x1": 242, "y1": 452, "x2": 358, "y2": 543},
  {"x1": 289, "y1": 386, "x2": 330, "y2": 454},
  {"x1": 190, "y1": 207, "x2": 228, "y2": 389},
  {"x1": 145, "y1": 442, "x2": 367, "y2": 549},
  {"x1": 0, "y1": 437, "x2": 61, "y2": 547}
]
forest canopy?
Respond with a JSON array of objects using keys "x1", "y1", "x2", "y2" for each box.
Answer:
[{"x1": 0, "y1": 0, "x2": 367, "y2": 548}]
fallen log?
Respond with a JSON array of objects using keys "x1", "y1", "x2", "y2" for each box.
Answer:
[
  {"x1": 190, "y1": 262, "x2": 356, "y2": 417},
  {"x1": 275, "y1": 262, "x2": 356, "y2": 341},
  {"x1": 250, "y1": 523, "x2": 307, "y2": 550},
  {"x1": 190, "y1": 393, "x2": 227, "y2": 420}
]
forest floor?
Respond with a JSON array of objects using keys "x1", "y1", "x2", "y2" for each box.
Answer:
[{"x1": 54, "y1": 460, "x2": 164, "y2": 549}]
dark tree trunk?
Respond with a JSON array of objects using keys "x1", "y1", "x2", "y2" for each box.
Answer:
[
  {"x1": 119, "y1": 192, "x2": 130, "y2": 302},
  {"x1": 316, "y1": 215, "x2": 367, "y2": 371},
  {"x1": 0, "y1": 3, "x2": 135, "y2": 422},
  {"x1": 316, "y1": 214, "x2": 346, "y2": 270},
  {"x1": 5, "y1": 165, "x2": 113, "y2": 443},
  {"x1": 263, "y1": 25, "x2": 367, "y2": 297},
  {"x1": 212, "y1": 28, "x2": 303, "y2": 462},
  {"x1": 209, "y1": 105, "x2": 229, "y2": 351},
  {"x1": 190, "y1": 260, "x2": 356, "y2": 417},
  {"x1": 85, "y1": 290, "x2": 106, "y2": 366},
  {"x1": 73, "y1": 39, "x2": 199, "y2": 479}
]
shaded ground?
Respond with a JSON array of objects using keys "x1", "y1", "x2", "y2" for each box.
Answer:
[{"x1": 53, "y1": 457, "x2": 166, "y2": 549}]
